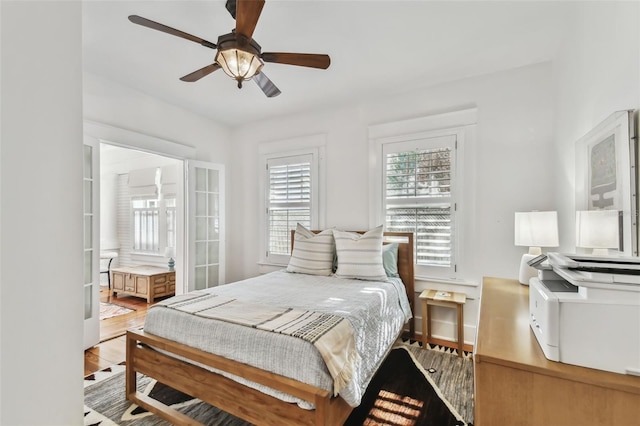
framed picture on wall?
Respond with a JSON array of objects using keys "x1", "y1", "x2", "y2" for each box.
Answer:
[{"x1": 575, "y1": 110, "x2": 638, "y2": 256}]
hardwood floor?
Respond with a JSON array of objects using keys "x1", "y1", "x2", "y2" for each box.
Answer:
[{"x1": 84, "y1": 287, "x2": 154, "y2": 376}]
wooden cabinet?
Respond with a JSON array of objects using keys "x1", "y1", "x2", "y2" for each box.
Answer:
[
  {"x1": 474, "y1": 277, "x2": 640, "y2": 425},
  {"x1": 111, "y1": 265, "x2": 175, "y2": 303}
]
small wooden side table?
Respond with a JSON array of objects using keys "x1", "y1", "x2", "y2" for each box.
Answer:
[{"x1": 419, "y1": 289, "x2": 466, "y2": 357}]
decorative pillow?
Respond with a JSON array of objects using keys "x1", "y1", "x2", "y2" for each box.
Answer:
[
  {"x1": 334, "y1": 225, "x2": 387, "y2": 281},
  {"x1": 286, "y1": 223, "x2": 335, "y2": 276},
  {"x1": 383, "y1": 243, "x2": 400, "y2": 277}
]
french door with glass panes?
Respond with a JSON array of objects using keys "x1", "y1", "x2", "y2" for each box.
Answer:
[
  {"x1": 187, "y1": 161, "x2": 225, "y2": 291},
  {"x1": 83, "y1": 137, "x2": 100, "y2": 349}
]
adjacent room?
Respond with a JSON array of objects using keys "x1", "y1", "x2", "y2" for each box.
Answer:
[{"x1": 1, "y1": 1, "x2": 639, "y2": 425}]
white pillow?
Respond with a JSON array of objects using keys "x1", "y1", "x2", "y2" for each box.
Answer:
[
  {"x1": 286, "y1": 224, "x2": 335, "y2": 276},
  {"x1": 334, "y1": 225, "x2": 387, "y2": 281}
]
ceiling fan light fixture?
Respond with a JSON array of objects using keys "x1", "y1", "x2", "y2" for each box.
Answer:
[{"x1": 216, "y1": 47, "x2": 263, "y2": 88}]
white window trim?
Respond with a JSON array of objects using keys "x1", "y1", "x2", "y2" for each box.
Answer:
[
  {"x1": 383, "y1": 135, "x2": 458, "y2": 272},
  {"x1": 369, "y1": 108, "x2": 477, "y2": 280},
  {"x1": 258, "y1": 134, "x2": 326, "y2": 266}
]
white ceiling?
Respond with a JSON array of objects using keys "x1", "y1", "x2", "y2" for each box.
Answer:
[{"x1": 83, "y1": 1, "x2": 571, "y2": 128}]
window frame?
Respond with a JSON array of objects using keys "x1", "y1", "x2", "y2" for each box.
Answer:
[
  {"x1": 369, "y1": 109, "x2": 476, "y2": 280},
  {"x1": 129, "y1": 164, "x2": 178, "y2": 256},
  {"x1": 258, "y1": 135, "x2": 326, "y2": 266},
  {"x1": 130, "y1": 195, "x2": 177, "y2": 255},
  {"x1": 266, "y1": 153, "x2": 314, "y2": 259},
  {"x1": 382, "y1": 135, "x2": 458, "y2": 274},
  {"x1": 131, "y1": 196, "x2": 161, "y2": 254}
]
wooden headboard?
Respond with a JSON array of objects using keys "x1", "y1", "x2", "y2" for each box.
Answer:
[{"x1": 290, "y1": 229, "x2": 415, "y2": 338}]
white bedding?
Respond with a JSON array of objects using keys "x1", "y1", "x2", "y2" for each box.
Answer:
[{"x1": 143, "y1": 269, "x2": 412, "y2": 408}]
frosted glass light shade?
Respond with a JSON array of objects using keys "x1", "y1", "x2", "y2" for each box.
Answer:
[
  {"x1": 514, "y1": 211, "x2": 559, "y2": 248},
  {"x1": 576, "y1": 210, "x2": 619, "y2": 250},
  {"x1": 216, "y1": 48, "x2": 263, "y2": 84}
]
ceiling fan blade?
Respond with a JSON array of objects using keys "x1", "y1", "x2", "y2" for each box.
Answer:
[
  {"x1": 128, "y1": 15, "x2": 217, "y2": 49},
  {"x1": 180, "y1": 63, "x2": 221, "y2": 82},
  {"x1": 261, "y1": 53, "x2": 330, "y2": 69},
  {"x1": 235, "y1": 0, "x2": 265, "y2": 40},
  {"x1": 254, "y1": 72, "x2": 281, "y2": 98}
]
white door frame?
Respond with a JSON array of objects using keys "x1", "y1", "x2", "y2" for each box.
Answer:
[{"x1": 83, "y1": 120, "x2": 196, "y2": 296}]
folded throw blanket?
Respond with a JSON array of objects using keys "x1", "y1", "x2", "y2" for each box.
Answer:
[{"x1": 157, "y1": 292, "x2": 358, "y2": 395}]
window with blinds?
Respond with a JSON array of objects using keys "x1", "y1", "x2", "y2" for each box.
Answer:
[
  {"x1": 384, "y1": 139, "x2": 456, "y2": 269},
  {"x1": 267, "y1": 155, "x2": 313, "y2": 257},
  {"x1": 132, "y1": 198, "x2": 160, "y2": 252},
  {"x1": 129, "y1": 167, "x2": 178, "y2": 255}
]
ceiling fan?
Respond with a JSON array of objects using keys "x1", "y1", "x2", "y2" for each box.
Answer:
[{"x1": 128, "y1": 0, "x2": 331, "y2": 98}]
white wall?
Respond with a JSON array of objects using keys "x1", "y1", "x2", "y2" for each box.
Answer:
[
  {"x1": 83, "y1": 72, "x2": 233, "y2": 291},
  {"x1": 553, "y1": 2, "x2": 640, "y2": 252},
  {"x1": 228, "y1": 62, "x2": 556, "y2": 287},
  {"x1": 228, "y1": 63, "x2": 556, "y2": 345},
  {"x1": 83, "y1": 73, "x2": 231, "y2": 165},
  {"x1": 1, "y1": 2, "x2": 84, "y2": 424}
]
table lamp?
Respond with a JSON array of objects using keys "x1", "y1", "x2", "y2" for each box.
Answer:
[
  {"x1": 515, "y1": 211, "x2": 559, "y2": 285},
  {"x1": 576, "y1": 210, "x2": 620, "y2": 255},
  {"x1": 164, "y1": 246, "x2": 176, "y2": 271}
]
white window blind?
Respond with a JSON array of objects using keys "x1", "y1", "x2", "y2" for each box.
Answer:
[
  {"x1": 384, "y1": 136, "x2": 456, "y2": 269},
  {"x1": 132, "y1": 198, "x2": 160, "y2": 252},
  {"x1": 129, "y1": 167, "x2": 177, "y2": 254},
  {"x1": 267, "y1": 154, "x2": 312, "y2": 257},
  {"x1": 128, "y1": 167, "x2": 158, "y2": 197}
]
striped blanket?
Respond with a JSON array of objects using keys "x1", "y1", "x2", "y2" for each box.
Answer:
[{"x1": 157, "y1": 292, "x2": 358, "y2": 395}]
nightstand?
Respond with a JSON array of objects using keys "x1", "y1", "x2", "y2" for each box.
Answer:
[{"x1": 419, "y1": 289, "x2": 466, "y2": 357}]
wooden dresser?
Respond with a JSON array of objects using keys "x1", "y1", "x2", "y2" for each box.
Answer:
[
  {"x1": 474, "y1": 277, "x2": 640, "y2": 425},
  {"x1": 110, "y1": 265, "x2": 175, "y2": 303}
]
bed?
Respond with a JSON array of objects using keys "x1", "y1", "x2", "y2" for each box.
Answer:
[{"x1": 125, "y1": 227, "x2": 415, "y2": 426}]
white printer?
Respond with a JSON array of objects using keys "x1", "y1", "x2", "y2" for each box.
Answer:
[{"x1": 529, "y1": 252, "x2": 640, "y2": 376}]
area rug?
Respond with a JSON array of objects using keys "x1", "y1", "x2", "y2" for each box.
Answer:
[
  {"x1": 100, "y1": 302, "x2": 134, "y2": 321},
  {"x1": 84, "y1": 342, "x2": 473, "y2": 426}
]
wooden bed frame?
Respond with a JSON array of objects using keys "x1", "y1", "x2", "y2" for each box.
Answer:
[{"x1": 126, "y1": 231, "x2": 414, "y2": 426}]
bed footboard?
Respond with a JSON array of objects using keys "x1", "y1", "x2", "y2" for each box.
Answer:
[{"x1": 125, "y1": 329, "x2": 353, "y2": 426}]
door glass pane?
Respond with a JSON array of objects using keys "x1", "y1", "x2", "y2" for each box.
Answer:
[
  {"x1": 195, "y1": 266, "x2": 206, "y2": 290},
  {"x1": 208, "y1": 170, "x2": 219, "y2": 193},
  {"x1": 208, "y1": 217, "x2": 219, "y2": 240},
  {"x1": 196, "y1": 192, "x2": 206, "y2": 216},
  {"x1": 84, "y1": 285, "x2": 92, "y2": 320},
  {"x1": 84, "y1": 181, "x2": 93, "y2": 213},
  {"x1": 209, "y1": 193, "x2": 218, "y2": 216},
  {"x1": 208, "y1": 241, "x2": 219, "y2": 264},
  {"x1": 196, "y1": 217, "x2": 207, "y2": 240},
  {"x1": 84, "y1": 251, "x2": 92, "y2": 284},
  {"x1": 195, "y1": 241, "x2": 206, "y2": 266},
  {"x1": 84, "y1": 216, "x2": 92, "y2": 249},
  {"x1": 196, "y1": 168, "x2": 207, "y2": 191}
]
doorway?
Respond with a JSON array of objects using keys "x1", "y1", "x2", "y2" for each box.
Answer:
[
  {"x1": 83, "y1": 121, "x2": 224, "y2": 349},
  {"x1": 98, "y1": 144, "x2": 183, "y2": 341}
]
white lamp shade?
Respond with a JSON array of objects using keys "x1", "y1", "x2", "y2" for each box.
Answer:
[
  {"x1": 576, "y1": 210, "x2": 619, "y2": 249},
  {"x1": 514, "y1": 211, "x2": 559, "y2": 248},
  {"x1": 164, "y1": 246, "x2": 176, "y2": 258}
]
